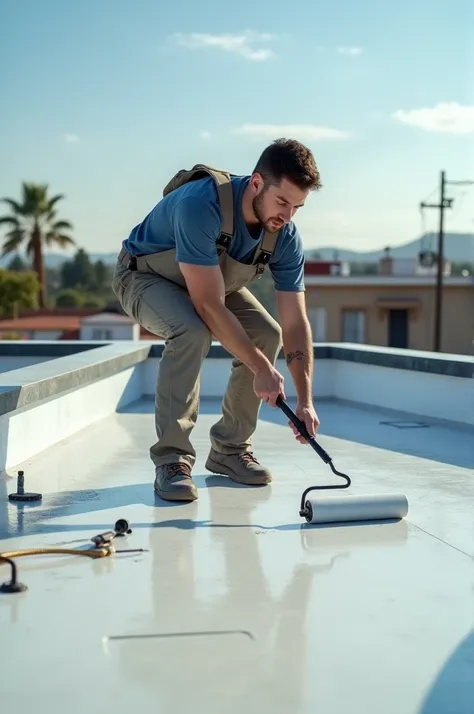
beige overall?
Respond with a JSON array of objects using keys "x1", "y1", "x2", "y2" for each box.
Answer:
[{"x1": 111, "y1": 182, "x2": 282, "y2": 472}]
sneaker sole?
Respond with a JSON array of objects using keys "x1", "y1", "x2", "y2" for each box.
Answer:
[
  {"x1": 154, "y1": 485, "x2": 198, "y2": 502},
  {"x1": 205, "y1": 456, "x2": 271, "y2": 486}
]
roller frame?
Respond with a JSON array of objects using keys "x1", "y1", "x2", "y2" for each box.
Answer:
[{"x1": 276, "y1": 396, "x2": 352, "y2": 521}]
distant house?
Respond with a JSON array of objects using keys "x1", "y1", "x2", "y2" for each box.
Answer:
[
  {"x1": 79, "y1": 311, "x2": 139, "y2": 340},
  {"x1": 0, "y1": 307, "x2": 156, "y2": 341},
  {"x1": 303, "y1": 256, "x2": 473, "y2": 354}
]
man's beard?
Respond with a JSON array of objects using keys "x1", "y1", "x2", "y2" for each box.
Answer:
[{"x1": 251, "y1": 192, "x2": 282, "y2": 234}]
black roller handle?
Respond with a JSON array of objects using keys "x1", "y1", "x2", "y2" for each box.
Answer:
[
  {"x1": 276, "y1": 395, "x2": 333, "y2": 463},
  {"x1": 275, "y1": 396, "x2": 351, "y2": 512}
]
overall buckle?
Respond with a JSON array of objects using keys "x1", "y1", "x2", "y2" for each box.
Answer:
[
  {"x1": 217, "y1": 234, "x2": 231, "y2": 249},
  {"x1": 257, "y1": 250, "x2": 271, "y2": 265},
  {"x1": 127, "y1": 255, "x2": 137, "y2": 271}
]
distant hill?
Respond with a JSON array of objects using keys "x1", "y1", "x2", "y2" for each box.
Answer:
[
  {"x1": 0, "y1": 252, "x2": 119, "y2": 269},
  {"x1": 305, "y1": 232, "x2": 474, "y2": 263},
  {"x1": 0, "y1": 232, "x2": 473, "y2": 268}
]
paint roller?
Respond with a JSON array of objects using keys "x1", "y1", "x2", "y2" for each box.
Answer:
[{"x1": 276, "y1": 397, "x2": 409, "y2": 525}]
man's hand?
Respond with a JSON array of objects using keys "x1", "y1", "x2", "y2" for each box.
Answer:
[
  {"x1": 253, "y1": 363, "x2": 285, "y2": 407},
  {"x1": 289, "y1": 402, "x2": 320, "y2": 444}
]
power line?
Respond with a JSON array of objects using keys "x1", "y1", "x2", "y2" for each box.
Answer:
[{"x1": 419, "y1": 171, "x2": 474, "y2": 353}]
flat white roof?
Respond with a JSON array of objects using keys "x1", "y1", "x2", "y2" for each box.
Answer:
[{"x1": 1, "y1": 397, "x2": 473, "y2": 712}]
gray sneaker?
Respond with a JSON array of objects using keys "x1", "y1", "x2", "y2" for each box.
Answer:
[{"x1": 154, "y1": 462, "x2": 198, "y2": 501}]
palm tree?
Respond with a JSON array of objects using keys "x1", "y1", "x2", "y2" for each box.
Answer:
[{"x1": 0, "y1": 182, "x2": 75, "y2": 307}]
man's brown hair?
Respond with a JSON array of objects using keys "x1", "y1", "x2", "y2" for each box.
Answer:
[{"x1": 253, "y1": 138, "x2": 322, "y2": 192}]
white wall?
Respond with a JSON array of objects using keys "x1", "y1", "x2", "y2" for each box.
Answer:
[
  {"x1": 80, "y1": 323, "x2": 140, "y2": 340},
  {"x1": 141, "y1": 357, "x2": 335, "y2": 400},
  {"x1": 0, "y1": 366, "x2": 142, "y2": 470},
  {"x1": 333, "y1": 361, "x2": 473, "y2": 426},
  {"x1": 31, "y1": 331, "x2": 63, "y2": 340},
  {"x1": 141, "y1": 356, "x2": 472, "y2": 426}
]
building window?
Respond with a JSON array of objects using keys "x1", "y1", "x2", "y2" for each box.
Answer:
[
  {"x1": 92, "y1": 328, "x2": 113, "y2": 340},
  {"x1": 308, "y1": 307, "x2": 327, "y2": 342},
  {"x1": 341, "y1": 309, "x2": 365, "y2": 343}
]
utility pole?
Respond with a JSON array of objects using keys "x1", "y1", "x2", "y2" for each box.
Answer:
[
  {"x1": 419, "y1": 171, "x2": 473, "y2": 352},
  {"x1": 420, "y1": 171, "x2": 451, "y2": 352}
]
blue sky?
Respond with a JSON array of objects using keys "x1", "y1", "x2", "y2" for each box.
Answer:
[{"x1": 1, "y1": 0, "x2": 472, "y2": 257}]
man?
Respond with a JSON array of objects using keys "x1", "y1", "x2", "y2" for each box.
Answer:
[{"x1": 111, "y1": 137, "x2": 322, "y2": 502}]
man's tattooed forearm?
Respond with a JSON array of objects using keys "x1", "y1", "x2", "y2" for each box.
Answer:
[{"x1": 286, "y1": 350, "x2": 304, "y2": 366}]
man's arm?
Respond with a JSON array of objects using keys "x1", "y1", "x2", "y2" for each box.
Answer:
[
  {"x1": 179, "y1": 262, "x2": 285, "y2": 405},
  {"x1": 269, "y1": 222, "x2": 319, "y2": 433},
  {"x1": 179, "y1": 261, "x2": 268, "y2": 375},
  {"x1": 173, "y1": 197, "x2": 266, "y2": 373},
  {"x1": 173, "y1": 196, "x2": 285, "y2": 404},
  {"x1": 276, "y1": 291, "x2": 313, "y2": 405},
  {"x1": 276, "y1": 290, "x2": 320, "y2": 439}
]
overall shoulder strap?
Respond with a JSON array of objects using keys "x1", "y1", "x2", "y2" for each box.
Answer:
[
  {"x1": 256, "y1": 229, "x2": 280, "y2": 264},
  {"x1": 163, "y1": 164, "x2": 234, "y2": 238}
]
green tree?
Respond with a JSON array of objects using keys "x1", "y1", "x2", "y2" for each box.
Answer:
[
  {"x1": 0, "y1": 268, "x2": 40, "y2": 318},
  {"x1": 82, "y1": 296, "x2": 105, "y2": 308},
  {"x1": 0, "y1": 182, "x2": 75, "y2": 307},
  {"x1": 61, "y1": 248, "x2": 95, "y2": 290},
  {"x1": 55, "y1": 288, "x2": 84, "y2": 307},
  {"x1": 7, "y1": 254, "x2": 27, "y2": 271},
  {"x1": 93, "y1": 259, "x2": 109, "y2": 290}
]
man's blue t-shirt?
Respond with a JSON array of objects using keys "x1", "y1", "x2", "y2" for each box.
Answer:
[{"x1": 122, "y1": 174, "x2": 305, "y2": 292}]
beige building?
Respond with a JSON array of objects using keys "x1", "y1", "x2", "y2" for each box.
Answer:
[{"x1": 303, "y1": 268, "x2": 474, "y2": 355}]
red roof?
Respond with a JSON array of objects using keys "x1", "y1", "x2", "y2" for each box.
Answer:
[
  {"x1": 16, "y1": 307, "x2": 102, "y2": 318},
  {"x1": 0, "y1": 315, "x2": 83, "y2": 331},
  {"x1": 0, "y1": 310, "x2": 161, "y2": 340}
]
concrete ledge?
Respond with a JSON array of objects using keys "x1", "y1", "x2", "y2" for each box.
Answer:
[
  {"x1": 0, "y1": 339, "x2": 472, "y2": 470},
  {"x1": 0, "y1": 342, "x2": 151, "y2": 416},
  {"x1": 1, "y1": 340, "x2": 470, "y2": 378},
  {"x1": 147, "y1": 342, "x2": 472, "y2": 378},
  {"x1": 326, "y1": 344, "x2": 473, "y2": 378},
  {"x1": 1, "y1": 366, "x2": 142, "y2": 470},
  {"x1": 0, "y1": 340, "x2": 471, "y2": 422}
]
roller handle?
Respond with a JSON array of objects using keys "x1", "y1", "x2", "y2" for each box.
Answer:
[
  {"x1": 276, "y1": 396, "x2": 331, "y2": 464},
  {"x1": 275, "y1": 397, "x2": 351, "y2": 516}
]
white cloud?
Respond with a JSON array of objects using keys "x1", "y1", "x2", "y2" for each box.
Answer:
[
  {"x1": 64, "y1": 133, "x2": 79, "y2": 143},
  {"x1": 171, "y1": 30, "x2": 276, "y2": 61},
  {"x1": 199, "y1": 130, "x2": 212, "y2": 140},
  {"x1": 233, "y1": 123, "x2": 352, "y2": 141},
  {"x1": 337, "y1": 46, "x2": 363, "y2": 56},
  {"x1": 392, "y1": 102, "x2": 474, "y2": 134}
]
